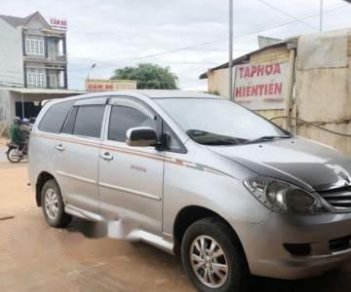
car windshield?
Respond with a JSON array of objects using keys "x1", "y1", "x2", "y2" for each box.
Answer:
[{"x1": 156, "y1": 98, "x2": 290, "y2": 146}]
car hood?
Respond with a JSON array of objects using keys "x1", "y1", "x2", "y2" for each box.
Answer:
[{"x1": 209, "y1": 137, "x2": 351, "y2": 192}]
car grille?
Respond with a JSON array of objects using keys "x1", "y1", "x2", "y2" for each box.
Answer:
[
  {"x1": 329, "y1": 235, "x2": 351, "y2": 252},
  {"x1": 319, "y1": 187, "x2": 351, "y2": 209}
]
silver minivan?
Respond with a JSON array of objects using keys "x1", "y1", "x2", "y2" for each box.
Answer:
[{"x1": 29, "y1": 90, "x2": 351, "y2": 292}]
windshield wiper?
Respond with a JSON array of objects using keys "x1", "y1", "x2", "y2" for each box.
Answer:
[
  {"x1": 243, "y1": 135, "x2": 291, "y2": 145},
  {"x1": 201, "y1": 138, "x2": 242, "y2": 146},
  {"x1": 186, "y1": 129, "x2": 246, "y2": 146}
]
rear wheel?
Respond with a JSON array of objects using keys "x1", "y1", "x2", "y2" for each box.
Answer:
[
  {"x1": 181, "y1": 217, "x2": 249, "y2": 292},
  {"x1": 7, "y1": 147, "x2": 22, "y2": 163},
  {"x1": 41, "y1": 179, "x2": 72, "y2": 228}
]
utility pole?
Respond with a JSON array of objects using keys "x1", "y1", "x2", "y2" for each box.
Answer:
[
  {"x1": 319, "y1": 0, "x2": 323, "y2": 32},
  {"x1": 229, "y1": 0, "x2": 233, "y2": 99}
]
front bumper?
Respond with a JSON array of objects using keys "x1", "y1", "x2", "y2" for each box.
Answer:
[{"x1": 236, "y1": 211, "x2": 351, "y2": 279}]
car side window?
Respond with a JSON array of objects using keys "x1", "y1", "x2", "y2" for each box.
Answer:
[
  {"x1": 73, "y1": 105, "x2": 105, "y2": 138},
  {"x1": 38, "y1": 101, "x2": 74, "y2": 133},
  {"x1": 61, "y1": 107, "x2": 78, "y2": 134},
  {"x1": 108, "y1": 105, "x2": 157, "y2": 142}
]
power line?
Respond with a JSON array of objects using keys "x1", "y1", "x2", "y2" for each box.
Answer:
[
  {"x1": 255, "y1": 0, "x2": 318, "y2": 30},
  {"x1": 70, "y1": 41, "x2": 227, "y2": 72},
  {"x1": 0, "y1": 1, "x2": 342, "y2": 80},
  {"x1": 0, "y1": 2, "x2": 341, "y2": 79},
  {"x1": 271, "y1": 116, "x2": 351, "y2": 137},
  {"x1": 238, "y1": 2, "x2": 345, "y2": 37},
  {"x1": 68, "y1": 3, "x2": 347, "y2": 73}
]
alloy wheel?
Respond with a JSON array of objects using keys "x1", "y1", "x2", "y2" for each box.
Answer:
[
  {"x1": 45, "y1": 188, "x2": 59, "y2": 220},
  {"x1": 190, "y1": 235, "x2": 229, "y2": 288}
]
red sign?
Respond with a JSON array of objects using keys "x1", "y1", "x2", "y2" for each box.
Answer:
[
  {"x1": 50, "y1": 18, "x2": 67, "y2": 30},
  {"x1": 233, "y1": 62, "x2": 289, "y2": 110},
  {"x1": 86, "y1": 79, "x2": 137, "y2": 92},
  {"x1": 87, "y1": 83, "x2": 114, "y2": 92}
]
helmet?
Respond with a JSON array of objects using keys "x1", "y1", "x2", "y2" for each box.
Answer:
[
  {"x1": 13, "y1": 117, "x2": 21, "y2": 125},
  {"x1": 22, "y1": 118, "x2": 29, "y2": 124}
]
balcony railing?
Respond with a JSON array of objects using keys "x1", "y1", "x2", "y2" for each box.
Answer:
[{"x1": 24, "y1": 54, "x2": 67, "y2": 63}]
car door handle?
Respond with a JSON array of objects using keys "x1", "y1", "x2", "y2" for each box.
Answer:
[
  {"x1": 55, "y1": 144, "x2": 65, "y2": 152},
  {"x1": 100, "y1": 152, "x2": 113, "y2": 161}
]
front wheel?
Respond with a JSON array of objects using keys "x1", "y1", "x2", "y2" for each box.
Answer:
[
  {"x1": 181, "y1": 218, "x2": 249, "y2": 292},
  {"x1": 7, "y1": 147, "x2": 22, "y2": 163}
]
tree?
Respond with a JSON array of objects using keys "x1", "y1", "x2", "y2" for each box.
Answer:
[{"x1": 111, "y1": 63, "x2": 178, "y2": 89}]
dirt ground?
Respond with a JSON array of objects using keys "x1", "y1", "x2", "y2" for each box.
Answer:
[
  {"x1": 0, "y1": 137, "x2": 7, "y2": 146},
  {"x1": 1, "y1": 149, "x2": 351, "y2": 292}
]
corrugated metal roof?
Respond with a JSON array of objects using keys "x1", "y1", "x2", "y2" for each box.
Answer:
[{"x1": 199, "y1": 39, "x2": 296, "y2": 79}]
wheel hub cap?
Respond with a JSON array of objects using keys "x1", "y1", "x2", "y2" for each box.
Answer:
[
  {"x1": 45, "y1": 188, "x2": 59, "y2": 220},
  {"x1": 190, "y1": 235, "x2": 229, "y2": 288}
]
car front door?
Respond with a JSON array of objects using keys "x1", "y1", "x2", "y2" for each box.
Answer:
[
  {"x1": 54, "y1": 98, "x2": 107, "y2": 216},
  {"x1": 98, "y1": 97, "x2": 164, "y2": 234}
]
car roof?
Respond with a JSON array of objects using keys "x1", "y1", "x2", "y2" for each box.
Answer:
[
  {"x1": 48, "y1": 90, "x2": 220, "y2": 105},
  {"x1": 135, "y1": 90, "x2": 220, "y2": 99}
]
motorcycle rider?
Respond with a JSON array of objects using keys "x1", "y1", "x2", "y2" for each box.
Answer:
[
  {"x1": 21, "y1": 118, "x2": 32, "y2": 135},
  {"x1": 20, "y1": 118, "x2": 31, "y2": 154},
  {"x1": 10, "y1": 117, "x2": 27, "y2": 156}
]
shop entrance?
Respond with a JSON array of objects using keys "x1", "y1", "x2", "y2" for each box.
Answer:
[{"x1": 15, "y1": 102, "x2": 42, "y2": 119}]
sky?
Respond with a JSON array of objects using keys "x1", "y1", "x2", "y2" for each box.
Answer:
[{"x1": 1, "y1": 0, "x2": 351, "y2": 90}]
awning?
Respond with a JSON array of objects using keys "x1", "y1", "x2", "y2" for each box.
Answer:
[{"x1": 4, "y1": 87, "x2": 84, "y2": 95}]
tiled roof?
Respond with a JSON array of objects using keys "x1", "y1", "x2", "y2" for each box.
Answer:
[{"x1": 0, "y1": 13, "x2": 34, "y2": 28}]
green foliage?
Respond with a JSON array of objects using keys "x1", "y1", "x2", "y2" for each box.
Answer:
[
  {"x1": 208, "y1": 90, "x2": 221, "y2": 96},
  {"x1": 111, "y1": 63, "x2": 178, "y2": 89}
]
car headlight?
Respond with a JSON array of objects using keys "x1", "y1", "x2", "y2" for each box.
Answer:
[{"x1": 243, "y1": 176, "x2": 327, "y2": 214}]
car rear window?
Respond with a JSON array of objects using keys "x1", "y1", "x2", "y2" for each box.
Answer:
[{"x1": 38, "y1": 101, "x2": 74, "y2": 133}]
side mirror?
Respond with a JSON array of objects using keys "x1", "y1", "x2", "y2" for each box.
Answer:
[{"x1": 126, "y1": 127, "x2": 158, "y2": 147}]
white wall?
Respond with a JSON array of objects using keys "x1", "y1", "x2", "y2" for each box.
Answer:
[
  {"x1": 0, "y1": 19, "x2": 24, "y2": 87},
  {"x1": 0, "y1": 89, "x2": 12, "y2": 135},
  {"x1": 295, "y1": 29, "x2": 351, "y2": 154}
]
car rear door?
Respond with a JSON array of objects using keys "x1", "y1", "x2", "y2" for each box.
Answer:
[
  {"x1": 54, "y1": 97, "x2": 107, "y2": 217},
  {"x1": 98, "y1": 97, "x2": 164, "y2": 234}
]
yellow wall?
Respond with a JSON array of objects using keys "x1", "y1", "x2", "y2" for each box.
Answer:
[
  {"x1": 207, "y1": 68, "x2": 229, "y2": 98},
  {"x1": 250, "y1": 46, "x2": 290, "y2": 65},
  {"x1": 205, "y1": 45, "x2": 290, "y2": 127}
]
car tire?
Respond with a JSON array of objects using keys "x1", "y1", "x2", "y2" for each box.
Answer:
[
  {"x1": 181, "y1": 217, "x2": 249, "y2": 292},
  {"x1": 41, "y1": 179, "x2": 72, "y2": 228}
]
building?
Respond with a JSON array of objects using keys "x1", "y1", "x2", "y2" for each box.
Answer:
[
  {"x1": 199, "y1": 28, "x2": 351, "y2": 154},
  {"x1": 0, "y1": 12, "x2": 82, "y2": 135},
  {"x1": 0, "y1": 11, "x2": 67, "y2": 89},
  {"x1": 0, "y1": 87, "x2": 81, "y2": 134},
  {"x1": 199, "y1": 39, "x2": 295, "y2": 102}
]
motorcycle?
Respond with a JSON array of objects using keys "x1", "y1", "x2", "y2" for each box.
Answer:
[{"x1": 6, "y1": 141, "x2": 28, "y2": 163}]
